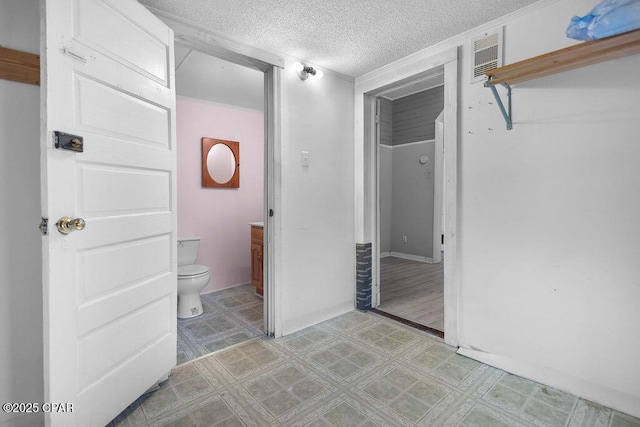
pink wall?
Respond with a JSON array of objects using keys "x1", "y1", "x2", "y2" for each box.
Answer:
[{"x1": 177, "y1": 98, "x2": 263, "y2": 293}]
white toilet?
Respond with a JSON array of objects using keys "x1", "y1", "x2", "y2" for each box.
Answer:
[{"x1": 177, "y1": 236, "x2": 211, "y2": 319}]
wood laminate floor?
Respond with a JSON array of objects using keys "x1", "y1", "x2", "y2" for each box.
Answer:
[{"x1": 378, "y1": 256, "x2": 444, "y2": 332}]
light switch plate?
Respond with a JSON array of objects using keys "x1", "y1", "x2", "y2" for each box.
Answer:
[{"x1": 301, "y1": 151, "x2": 310, "y2": 167}]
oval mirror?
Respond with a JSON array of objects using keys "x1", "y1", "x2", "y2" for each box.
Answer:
[{"x1": 206, "y1": 143, "x2": 236, "y2": 184}]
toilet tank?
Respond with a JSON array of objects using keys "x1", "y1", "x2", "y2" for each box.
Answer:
[{"x1": 177, "y1": 236, "x2": 200, "y2": 266}]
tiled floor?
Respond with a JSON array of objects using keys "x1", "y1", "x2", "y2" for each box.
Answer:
[
  {"x1": 111, "y1": 311, "x2": 640, "y2": 426},
  {"x1": 177, "y1": 284, "x2": 264, "y2": 365}
]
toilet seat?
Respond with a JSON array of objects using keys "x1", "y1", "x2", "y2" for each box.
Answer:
[{"x1": 178, "y1": 264, "x2": 210, "y2": 279}]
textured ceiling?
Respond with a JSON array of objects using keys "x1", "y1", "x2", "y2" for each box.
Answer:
[{"x1": 139, "y1": 0, "x2": 540, "y2": 77}]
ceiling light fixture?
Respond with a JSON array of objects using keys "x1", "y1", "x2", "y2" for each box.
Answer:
[{"x1": 293, "y1": 62, "x2": 323, "y2": 81}]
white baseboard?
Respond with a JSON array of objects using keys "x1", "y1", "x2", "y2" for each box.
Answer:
[
  {"x1": 380, "y1": 252, "x2": 391, "y2": 258},
  {"x1": 281, "y1": 301, "x2": 353, "y2": 336},
  {"x1": 457, "y1": 347, "x2": 640, "y2": 419},
  {"x1": 201, "y1": 282, "x2": 252, "y2": 295},
  {"x1": 389, "y1": 251, "x2": 433, "y2": 263}
]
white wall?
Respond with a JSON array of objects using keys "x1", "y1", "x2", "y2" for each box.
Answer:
[
  {"x1": 279, "y1": 65, "x2": 355, "y2": 334},
  {"x1": 0, "y1": 1, "x2": 44, "y2": 426},
  {"x1": 357, "y1": 0, "x2": 640, "y2": 418},
  {"x1": 458, "y1": 0, "x2": 640, "y2": 416}
]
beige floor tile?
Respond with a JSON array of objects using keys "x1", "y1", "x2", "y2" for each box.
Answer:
[{"x1": 109, "y1": 311, "x2": 640, "y2": 427}]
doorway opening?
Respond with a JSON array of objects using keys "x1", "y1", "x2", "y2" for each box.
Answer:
[
  {"x1": 373, "y1": 78, "x2": 445, "y2": 337},
  {"x1": 173, "y1": 44, "x2": 270, "y2": 364},
  {"x1": 358, "y1": 48, "x2": 458, "y2": 346}
]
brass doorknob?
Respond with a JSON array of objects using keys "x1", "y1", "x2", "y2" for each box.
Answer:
[{"x1": 56, "y1": 216, "x2": 86, "y2": 235}]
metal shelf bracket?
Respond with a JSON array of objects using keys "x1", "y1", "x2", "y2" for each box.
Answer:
[{"x1": 484, "y1": 79, "x2": 512, "y2": 130}]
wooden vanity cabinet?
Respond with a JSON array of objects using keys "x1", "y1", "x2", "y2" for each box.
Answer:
[{"x1": 250, "y1": 225, "x2": 263, "y2": 296}]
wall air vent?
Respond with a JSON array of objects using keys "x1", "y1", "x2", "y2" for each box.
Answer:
[{"x1": 470, "y1": 27, "x2": 503, "y2": 84}]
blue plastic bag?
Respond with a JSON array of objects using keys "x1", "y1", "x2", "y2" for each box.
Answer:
[{"x1": 566, "y1": 0, "x2": 640, "y2": 40}]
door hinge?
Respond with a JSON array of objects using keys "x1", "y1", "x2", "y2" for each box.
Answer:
[
  {"x1": 39, "y1": 217, "x2": 48, "y2": 236},
  {"x1": 269, "y1": 209, "x2": 274, "y2": 217}
]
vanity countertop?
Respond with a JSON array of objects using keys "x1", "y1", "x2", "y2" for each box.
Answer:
[{"x1": 249, "y1": 222, "x2": 264, "y2": 227}]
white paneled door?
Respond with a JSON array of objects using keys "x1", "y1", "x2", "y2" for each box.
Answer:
[{"x1": 41, "y1": 0, "x2": 177, "y2": 425}]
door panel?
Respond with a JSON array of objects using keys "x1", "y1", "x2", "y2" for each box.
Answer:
[
  {"x1": 74, "y1": 75, "x2": 171, "y2": 146},
  {"x1": 41, "y1": 0, "x2": 176, "y2": 425},
  {"x1": 78, "y1": 165, "x2": 170, "y2": 214},
  {"x1": 72, "y1": 0, "x2": 169, "y2": 84},
  {"x1": 76, "y1": 212, "x2": 173, "y2": 249},
  {"x1": 79, "y1": 236, "x2": 171, "y2": 301},
  {"x1": 78, "y1": 296, "x2": 172, "y2": 387},
  {"x1": 78, "y1": 275, "x2": 173, "y2": 332}
]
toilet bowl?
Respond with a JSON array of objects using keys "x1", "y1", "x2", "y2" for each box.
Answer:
[{"x1": 177, "y1": 236, "x2": 211, "y2": 319}]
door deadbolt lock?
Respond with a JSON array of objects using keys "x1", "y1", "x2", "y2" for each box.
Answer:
[
  {"x1": 54, "y1": 131, "x2": 84, "y2": 153},
  {"x1": 56, "y1": 216, "x2": 86, "y2": 235}
]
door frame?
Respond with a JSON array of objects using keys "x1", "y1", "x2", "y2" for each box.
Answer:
[
  {"x1": 145, "y1": 9, "x2": 284, "y2": 337},
  {"x1": 355, "y1": 47, "x2": 459, "y2": 346},
  {"x1": 433, "y1": 110, "x2": 444, "y2": 264}
]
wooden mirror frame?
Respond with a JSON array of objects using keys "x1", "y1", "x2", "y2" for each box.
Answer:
[{"x1": 202, "y1": 138, "x2": 240, "y2": 188}]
